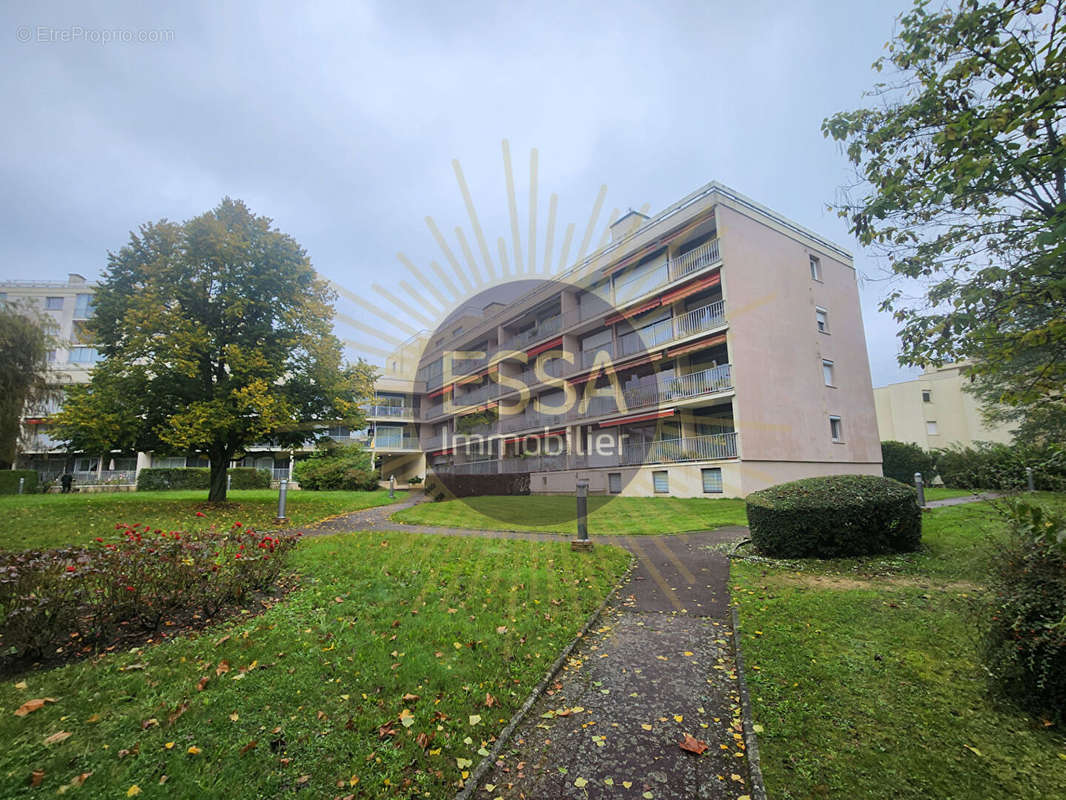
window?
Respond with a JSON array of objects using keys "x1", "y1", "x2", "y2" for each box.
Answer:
[
  {"x1": 816, "y1": 307, "x2": 829, "y2": 333},
  {"x1": 69, "y1": 347, "x2": 102, "y2": 364},
  {"x1": 926, "y1": 420, "x2": 939, "y2": 436},
  {"x1": 153, "y1": 456, "x2": 187, "y2": 468},
  {"x1": 702, "y1": 467, "x2": 723, "y2": 494},
  {"x1": 46, "y1": 350, "x2": 57, "y2": 363},
  {"x1": 809, "y1": 255, "x2": 822, "y2": 281},
  {"x1": 45, "y1": 296, "x2": 64, "y2": 310},
  {"x1": 652, "y1": 470, "x2": 669, "y2": 493},
  {"x1": 74, "y1": 294, "x2": 94, "y2": 319},
  {"x1": 922, "y1": 389, "x2": 932, "y2": 403},
  {"x1": 822, "y1": 359, "x2": 835, "y2": 386},
  {"x1": 608, "y1": 472, "x2": 622, "y2": 494},
  {"x1": 829, "y1": 415, "x2": 843, "y2": 442}
]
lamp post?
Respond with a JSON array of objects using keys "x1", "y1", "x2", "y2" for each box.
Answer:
[
  {"x1": 571, "y1": 479, "x2": 592, "y2": 551},
  {"x1": 275, "y1": 479, "x2": 289, "y2": 524},
  {"x1": 914, "y1": 472, "x2": 925, "y2": 507}
]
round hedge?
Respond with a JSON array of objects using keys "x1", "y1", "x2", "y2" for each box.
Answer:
[{"x1": 745, "y1": 474, "x2": 921, "y2": 558}]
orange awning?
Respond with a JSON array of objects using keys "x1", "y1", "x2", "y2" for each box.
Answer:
[
  {"x1": 660, "y1": 271, "x2": 720, "y2": 305},
  {"x1": 526, "y1": 336, "x2": 563, "y2": 358},
  {"x1": 503, "y1": 427, "x2": 567, "y2": 445},
  {"x1": 604, "y1": 297, "x2": 662, "y2": 326},
  {"x1": 666, "y1": 333, "x2": 727, "y2": 358},
  {"x1": 427, "y1": 385, "x2": 453, "y2": 400},
  {"x1": 597, "y1": 408, "x2": 675, "y2": 428}
]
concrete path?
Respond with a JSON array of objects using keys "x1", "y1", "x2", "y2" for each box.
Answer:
[
  {"x1": 924, "y1": 492, "x2": 1003, "y2": 508},
  {"x1": 296, "y1": 496, "x2": 756, "y2": 799}
]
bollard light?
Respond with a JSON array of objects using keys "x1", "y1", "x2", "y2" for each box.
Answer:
[
  {"x1": 18, "y1": 477, "x2": 25, "y2": 495},
  {"x1": 227, "y1": 473, "x2": 232, "y2": 494},
  {"x1": 275, "y1": 479, "x2": 289, "y2": 524},
  {"x1": 571, "y1": 479, "x2": 592, "y2": 551},
  {"x1": 1026, "y1": 466, "x2": 1035, "y2": 493},
  {"x1": 914, "y1": 472, "x2": 925, "y2": 507},
  {"x1": 389, "y1": 474, "x2": 395, "y2": 499}
]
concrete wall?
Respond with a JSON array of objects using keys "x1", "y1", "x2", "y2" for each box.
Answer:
[
  {"x1": 716, "y1": 204, "x2": 881, "y2": 470},
  {"x1": 874, "y1": 364, "x2": 1015, "y2": 448}
]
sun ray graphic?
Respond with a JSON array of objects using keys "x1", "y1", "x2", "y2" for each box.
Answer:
[{"x1": 327, "y1": 140, "x2": 644, "y2": 370}]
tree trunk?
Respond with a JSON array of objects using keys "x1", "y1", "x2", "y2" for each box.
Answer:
[{"x1": 208, "y1": 454, "x2": 229, "y2": 502}]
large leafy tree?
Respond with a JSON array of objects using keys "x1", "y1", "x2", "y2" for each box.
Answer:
[
  {"x1": 53, "y1": 198, "x2": 375, "y2": 501},
  {"x1": 823, "y1": 0, "x2": 1066, "y2": 425},
  {"x1": 0, "y1": 301, "x2": 58, "y2": 467}
]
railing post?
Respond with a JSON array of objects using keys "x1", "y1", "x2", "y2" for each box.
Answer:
[
  {"x1": 914, "y1": 472, "x2": 925, "y2": 507},
  {"x1": 1026, "y1": 466, "x2": 1035, "y2": 493},
  {"x1": 275, "y1": 479, "x2": 289, "y2": 524},
  {"x1": 572, "y1": 479, "x2": 592, "y2": 551}
]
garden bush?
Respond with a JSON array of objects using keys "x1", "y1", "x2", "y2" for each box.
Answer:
[
  {"x1": 880, "y1": 440, "x2": 936, "y2": 485},
  {"x1": 292, "y1": 444, "x2": 378, "y2": 491},
  {"x1": 0, "y1": 522, "x2": 298, "y2": 666},
  {"x1": 136, "y1": 467, "x2": 271, "y2": 491},
  {"x1": 0, "y1": 470, "x2": 38, "y2": 495},
  {"x1": 935, "y1": 441, "x2": 1066, "y2": 491},
  {"x1": 981, "y1": 500, "x2": 1066, "y2": 722},
  {"x1": 745, "y1": 474, "x2": 922, "y2": 558}
]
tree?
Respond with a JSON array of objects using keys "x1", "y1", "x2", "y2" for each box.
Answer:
[
  {"x1": 823, "y1": 0, "x2": 1066, "y2": 426},
  {"x1": 0, "y1": 301, "x2": 58, "y2": 467},
  {"x1": 52, "y1": 198, "x2": 376, "y2": 501}
]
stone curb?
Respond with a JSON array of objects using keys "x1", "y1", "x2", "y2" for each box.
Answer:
[
  {"x1": 731, "y1": 604, "x2": 768, "y2": 800},
  {"x1": 453, "y1": 556, "x2": 635, "y2": 800}
]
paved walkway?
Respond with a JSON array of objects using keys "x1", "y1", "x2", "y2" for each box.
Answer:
[
  {"x1": 924, "y1": 492, "x2": 1003, "y2": 508},
  {"x1": 297, "y1": 496, "x2": 756, "y2": 799}
]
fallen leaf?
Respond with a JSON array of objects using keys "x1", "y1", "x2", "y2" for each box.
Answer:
[
  {"x1": 496, "y1": 626, "x2": 507, "y2": 634},
  {"x1": 44, "y1": 731, "x2": 72, "y2": 745},
  {"x1": 574, "y1": 777, "x2": 588, "y2": 788},
  {"x1": 484, "y1": 693, "x2": 497, "y2": 708},
  {"x1": 14, "y1": 698, "x2": 56, "y2": 717},
  {"x1": 964, "y1": 745, "x2": 983, "y2": 757},
  {"x1": 127, "y1": 786, "x2": 141, "y2": 797},
  {"x1": 402, "y1": 693, "x2": 420, "y2": 702},
  {"x1": 215, "y1": 661, "x2": 230, "y2": 676},
  {"x1": 14, "y1": 681, "x2": 28, "y2": 691},
  {"x1": 30, "y1": 770, "x2": 44, "y2": 787},
  {"x1": 214, "y1": 634, "x2": 231, "y2": 647},
  {"x1": 469, "y1": 714, "x2": 482, "y2": 726},
  {"x1": 196, "y1": 676, "x2": 210, "y2": 692},
  {"x1": 679, "y1": 733, "x2": 709, "y2": 755},
  {"x1": 456, "y1": 757, "x2": 472, "y2": 769},
  {"x1": 240, "y1": 740, "x2": 257, "y2": 755},
  {"x1": 415, "y1": 732, "x2": 430, "y2": 749},
  {"x1": 70, "y1": 773, "x2": 91, "y2": 788},
  {"x1": 229, "y1": 712, "x2": 239, "y2": 722},
  {"x1": 399, "y1": 709, "x2": 415, "y2": 728},
  {"x1": 187, "y1": 746, "x2": 201, "y2": 755}
]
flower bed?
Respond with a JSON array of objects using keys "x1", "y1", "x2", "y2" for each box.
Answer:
[{"x1": 0, "y1": 522, "x2": 298, "y2": 670}]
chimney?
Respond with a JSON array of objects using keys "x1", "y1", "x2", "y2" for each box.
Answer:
[
  {"x1": 609, "y1": 209, "x2": 649, "y2": 243},
  {"x1": 68, "y1": 273, "x2": 86, "y2": 286}
]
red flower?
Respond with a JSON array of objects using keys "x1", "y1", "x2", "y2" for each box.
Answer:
[
  {"x1": 66, "y1": 565, "x2": 76, "y2": 572},
  {"x1": 126, "y1": 585, "x2": 135, "y2": 592},
  {"x1": 95, "y1": 537, "x2": 103, "y2": 542},
  {"x1": 195, "y1": 511, "x2": 206, "y2": 517},
  {"x1": 234, "y1": 553, "x2": 242, "y2": 559},
  {"x1": 233, "y1": 522, "x2": 242, "y2": 528}
]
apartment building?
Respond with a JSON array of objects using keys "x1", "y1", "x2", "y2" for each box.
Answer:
[
  {"x1": 1, "y1": 276, "x2": 420, "y2": 487},
  {"x1": 874, "y1": 363, "x2": 1016, "y2": 449},
  {"x1": 374, "y1": 180, "x2": 883, "y2": 497}
]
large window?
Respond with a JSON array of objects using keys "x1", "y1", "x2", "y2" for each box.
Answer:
[
  {"x1": 45, "y1": 296, "x2": 64, "y2": 310},
  {"x1": 69, "y1": 347, "x2": 102, "y2": 364},
  {"x1": 701, "y1": 467, "x2": 723, "y2": 494},
  {"x1": 74, "y1": 294, "x2": 94, "y2": 318}
]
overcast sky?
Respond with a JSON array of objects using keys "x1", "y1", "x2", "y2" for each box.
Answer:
[{"x1": 1, "y1": 0, "x2": 922, "y2": 386}]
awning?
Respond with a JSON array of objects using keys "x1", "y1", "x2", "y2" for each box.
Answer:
[
  {"x1": 455, "y1": 401, "x2": 498, "y2": 416},
  {"x1": 604, "y1": 297, "x2": 662, "y2": 326},
  {"x1": 427, "y1": 385, "x2": 453, "y2": 400},
  {"x1": 428, "y1": 448, "x2": 453, "y2": 456},
  {"x1": 597, "y1": 408, "x2": 676, "y2": 428},
  {"x1": 568, "y1": 351, "x2": 662, "y2": 385},
  {"x1": 526, "y1": 336, "x2": 563, "y2": 358},
  {"x1": 503, "y1": 427, "x2": 567, "y2": 445},
  {"x1": 667, "y1": 332, "x2": 727, "y2": 358},
  {"x1": 660, "y1": 271, "x2": 721, "y2": 305}
]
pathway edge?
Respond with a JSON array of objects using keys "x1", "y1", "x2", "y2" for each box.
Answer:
[{"x1": 731, "y1": 603, "x2": 769, "y2": 800}]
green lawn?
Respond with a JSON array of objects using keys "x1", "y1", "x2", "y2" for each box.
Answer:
[
  {"x1": 0, "y1": 532, "x2": 630, "y2": 798},
  {"x1": 392, "y1": 495, "x2": 748, "y2": 534},
  {"x1": 0, "y1": 490, "x2": 404, "y2": 550},
  {"x1": 732, "y1": 495, "x2": 1066, "y2": 799},
  {"x1": 923, "y1": 486, "x2": 978, "y2": 501}
]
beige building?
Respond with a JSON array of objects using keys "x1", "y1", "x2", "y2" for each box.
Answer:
[
  {"x1": 874, "y1": 363, "x2": 1016, "y2": 449},
  {"x1": 370, "y1": 180, "x2": 883, "y2": 497}
]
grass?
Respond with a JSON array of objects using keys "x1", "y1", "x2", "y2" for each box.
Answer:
[
  {"x1": 924, "y1": 486, "x2": 978, "y2": 501},
  {"x1": 0, "y1": 489, "x2": 404, "y2": 551},
  {"x1": 0, "y1": 532, "x2": 631, "y2": 798},
  {"x1": 731, "y1": 494, "x2": 1066, "y2": 799},
  {"x1": 392, "y1": 495, "x2": 748, "y2": 534}
]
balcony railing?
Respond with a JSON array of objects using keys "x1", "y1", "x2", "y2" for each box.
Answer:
[
  {"x1": 506, "y1": 313, "x2": 563, "y2": 349},
  {"x1": 365, "y1": 404, "x2": 415, "y2": 419},
  {"x1": 668, "y1": 238, "x2": 721, "y2": 282},
  {"x1": 660, "y1": 364, "x2": 733, "y2": 403},
  {"x1": 371, "y1": 435, "x2": 420, "y2": 451},
  {"x1": 674, "y1": 299, "x2": 725, "y2": 339},
  {"x1": 622, "y1": 432, "x2": 738, "y2": 466}
]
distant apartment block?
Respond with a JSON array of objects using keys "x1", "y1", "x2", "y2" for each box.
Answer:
[
  {"x1": 369, "y1": 181, "x2": 883, "y2": 497},
  {"x1": 874, "y1": 363, "x2": 1016, "y2": 449}
]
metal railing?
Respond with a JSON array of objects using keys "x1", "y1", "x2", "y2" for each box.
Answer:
[
  {"x1": 364, "y1": 404, "x2": 415, "y2": 419},
  {"x1": 674, "y1": 299, "x2": 725, "y2": 339},
  {"x1": 622, "y1": 432, "x2": 738, "y2": 466},
  {"x1": 669, "y1": 238, "x2": 721, "y2": 282},
  {"x1": 506, "y1": 313, "x2": 563, "y2": 349},
  {"x1": 371, "y1": 435, "x2": 420, "y2": 451},
  {"x1": 660, "y1": 364, "x2": 733, "y2": 403}
]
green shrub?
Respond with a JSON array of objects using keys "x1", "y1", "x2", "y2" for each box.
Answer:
[
  {"x1": 407, "y1": 475, "x2": 423, "y2": 485},
  {"x1": 935, "y1": 442, "x2": 1066, "y2": 491},
  {"x1": 0, "y1": 470, "x2": 37, "y2": 495},
  {"x1": 137, "y1": 467, "x2": 210, "y2": 491},
  {"x1": 880, "y1": 440, "x2": 936, "y2": 485},
  {"x1": 0, "y1": 522, "x2": 298, "y2": 665},
  {"x1": 746, "y1": 474, "x2": 922, "y2": 558},
  {"x1": 981, "y1": 500, "x2": 1066, "y2": 722},
  {"x1": 227, "y1": 467, "x2": 271, "y2": 489},
  {"x1": 292, "y1": 444, "x2": 378, "y2": 491}
]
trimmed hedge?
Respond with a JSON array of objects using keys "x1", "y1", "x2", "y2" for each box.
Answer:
[
  {"x1": 292, "y1": 444, "x2": 377, "y2": 491},
  {"x1": 0, "y1": 470, "x2": 37, "y2": 495},
  {"x1": 881, "y1": 440, "x2": 936, "y2": 485},
  {"x1": 746, "y1": 474, "x2": 922, "y2": 558},
  {"x1": 136, "y1": 467, "x2": 270, "y2": 491},
  {"x1": 424, "y1": 472, "x2": 531, "y2": 499}
]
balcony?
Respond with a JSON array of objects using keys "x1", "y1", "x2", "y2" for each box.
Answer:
[
  {"x1": 668, "y1": 238, "x2": 721, "y2": 283},
  {"x1": 505, "y1": 313, "x2": 563, "y2": 349},
  {"x1": 622, "y1": 432, "x2": 738, "y2": 466},
  {"x1": 371, "y1": 434, "x2": 420, "y2": 451},
  {"x1": 364, "y1": 404, "x2": 415, "y2": 420}
]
